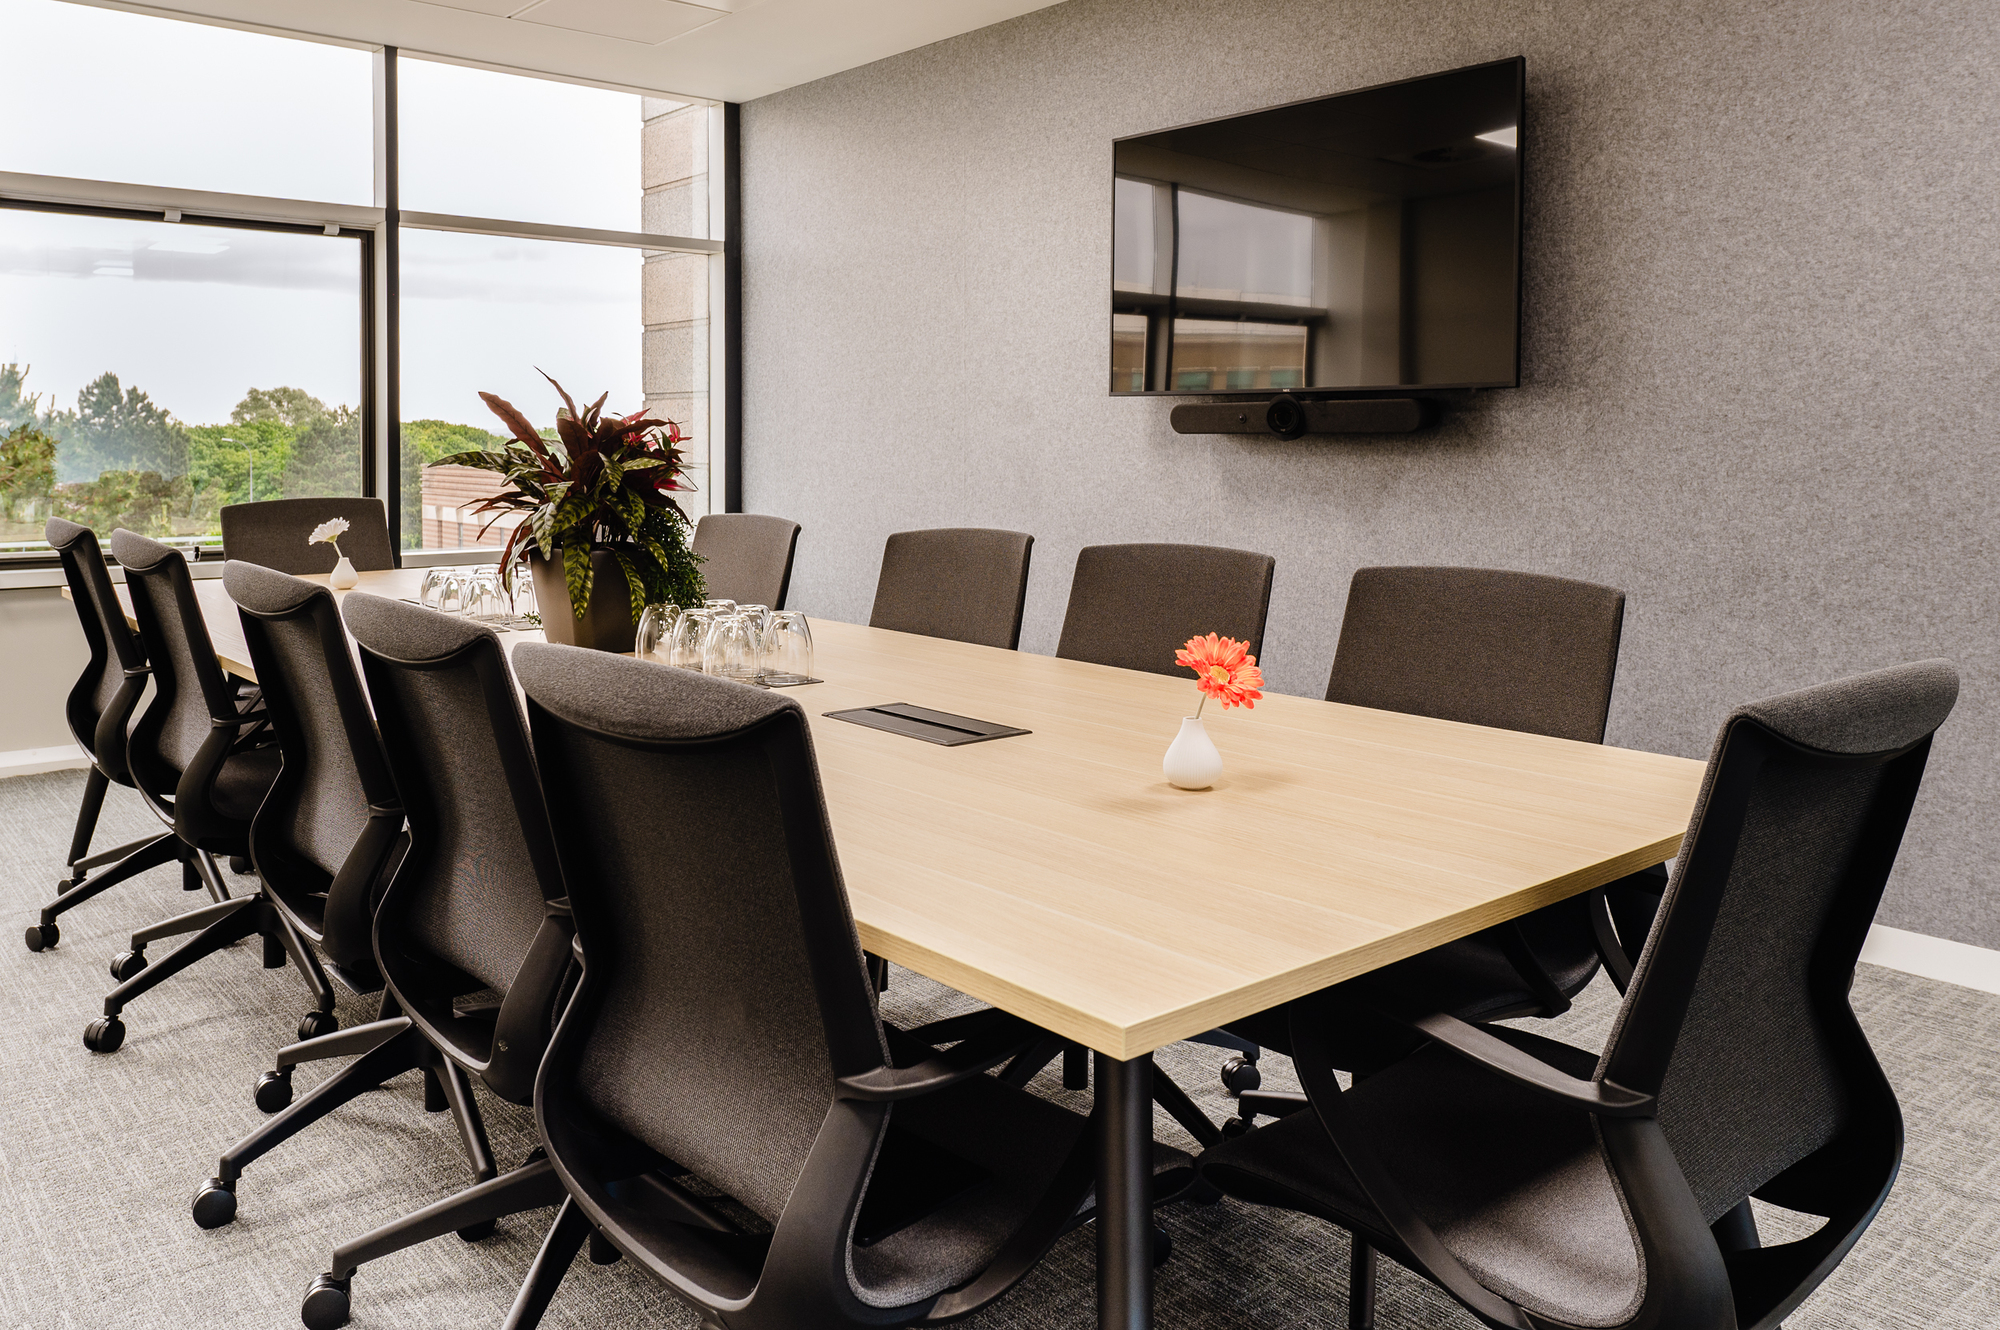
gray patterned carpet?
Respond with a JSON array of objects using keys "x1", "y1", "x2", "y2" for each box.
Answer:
[{"x1": 1, "y1": 767, "x2": 1995, "y2": 1329}]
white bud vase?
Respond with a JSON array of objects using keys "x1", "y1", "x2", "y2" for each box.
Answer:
[
  {"x1": 1163, "y1": 716, "x2": 1223, "y2": 790},
  {"x1": 329, "y1": 554, "x2": 358, "y2": 589}
]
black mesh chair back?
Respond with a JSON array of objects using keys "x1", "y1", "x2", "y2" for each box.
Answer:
[
  {"x1": 691, "y1": 512, "x2": 800, "y2": 608},
  {"x1": 225, "y1": 562, "x2": 403, "y2": 983},
  {"x1": 220, "y1": 497, "x2": 395, "y2": 574},
  {"x1": 1326, "y1": 566, "x2": 1625, "y2": 742},
  {"x1": 1603, "y1": 660, "x2": 1956, "y2": 1241},
  {"x1": 341, "y1": 593, "x2": 567, "y2": 1091},
  {"x1": 512, "y1": 644, "x2": 1141, "y2": 1327},
  {"x1": 1198, "y1": 660, "x2": 1957, "y2": 1330},
  {"x1": 47, "y1": 517, "x2": 147, "y2": 779},
  {"x1": 869, "y1": 527, "x2": 1034, "y2": 649},
  {"x1": 1055, "y1": 542, "x2": 1275, "y2": 676},
  {"x1": 110, "y1": 529, "x2": 271, "y2": 847}
]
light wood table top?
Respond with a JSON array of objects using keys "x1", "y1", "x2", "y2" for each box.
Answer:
[{"x1": 98, "y1": 566, "x2": 1706, "y2": 1060}]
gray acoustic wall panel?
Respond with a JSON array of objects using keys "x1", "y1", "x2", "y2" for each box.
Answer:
[{"x1": 739, "y1": 0, "x2": 2000, "y2": 947}]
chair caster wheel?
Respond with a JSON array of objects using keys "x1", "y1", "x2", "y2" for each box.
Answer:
[
  {"x1": 84, "y1": 1017, "x2": 126, "y2": 1053},
  {"x1": 588, "y1": 1228, "x2": 622, "y2": 1265},
  {"x1": 1220, "y1": 1055, "x2": 1262, "y2": 1094},
  {"x1": 256, "y1": 1069, "x2": 295, "y2": 1113},
  {"x1": 1220, "y1": 1116, "x2": 1250, "y2": 1139},
  {"x1": 24, "y1": 923, "x2": 58, "y2": 952},
  {"x1": 300, "y1": 1273, "x2": 351, "y2": 1330},
  {"x1": 456, "y1": 1218, "x2": 497, "y2": 1242},
  {"x1": 229, "y1": 855, "x2": 252, "y2": 875},
  {"x1": 56, "y1": 875, "x2": 81, "y2": 894},
  {"x1": 110, "y1": 949, "x2": 148, "y2": 982},
  {"x1": 1153, "y1": 1225, "x2": 1173, "y2": 1267},
  {"x1": 191, "y1": 1178, "x2": 237, "y2": 1229},
  {"x1": 297, "y1": 1010, "x2": 339, "y2": 1041}
]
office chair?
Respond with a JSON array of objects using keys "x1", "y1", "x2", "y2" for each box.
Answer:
[
  {"x1": 1220, "y1": 567, "x2": 1665, "y2": 1101},
  {"x1": 1056, "y1": 542, "x2": 1276, "y2": 675},
  {"x1": 219, "y1": 497, "x2": 396, "y2": 574},
  {"x1": 692, "y1": 512, "x2": 800, "y2": 608},
  {"x1": 205, "y1": 595, "x2": 575, "y2": 1315},
  {"x1": 23, "y1": 518, "x2": 193, "y2": 952},
  {"x1": 82, "y1": 531, "x2": 327, "y2": 1054},
  {"x1": 869, "y1": 527, "x2": 1035, "y2": 649},
  {"x1": 1197, "y1": 658, "x2": 1957, "y2": 1330},
  {"x1": 469, "y1": 644, "x2": 1191, "y2": 1330}
]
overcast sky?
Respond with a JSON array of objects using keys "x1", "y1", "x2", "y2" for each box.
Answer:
[{"x1": 0, "y1": 0, "x2": 651, "y2": 430}]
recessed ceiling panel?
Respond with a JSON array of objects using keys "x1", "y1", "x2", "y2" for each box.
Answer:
[
  {"x1": 408, "y1": 0, "x2": 522, "y2": 17},
  {"x1": 513, "y1": 0, "x2": 725, "y2": 45}
]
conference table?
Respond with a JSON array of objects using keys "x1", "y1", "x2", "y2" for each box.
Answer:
[{"x1": 116, "y1": 565, "x2": 1709, "y2": 1329}]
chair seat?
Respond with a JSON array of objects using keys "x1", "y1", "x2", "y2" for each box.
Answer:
[
  {"x1": 211, "y1": 744, "x2": 282, "y2": 824},
  {"x1": 1227, "y1": 928, "x2": 1601, "y2": 1070},
  {"x1": 1197, "y1": 1029, "x2": 1644, "y2": 1329}
]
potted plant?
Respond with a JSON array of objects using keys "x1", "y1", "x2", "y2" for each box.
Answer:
[{"x1": 435, "y1": 373, "x2": 706, "y2": 651}]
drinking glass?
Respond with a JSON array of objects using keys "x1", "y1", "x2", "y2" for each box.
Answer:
[
  {"x1": 735, "y1": 604, "x2": 771, "y2": 640},
  {"x1": 703, "y1": 614, "x2": 761, "y2": 683},
  {"x1": 703, "y1": 598, "x2": 737, "y2": 617},
  {"x1": 635, "y1": 603, "x2": 681, "y2": 662},
  {"x1": 668, "y1": 608, "x2": 713, "y2": 670},
  {"x1": 506, "y1": 560, "x2": 538, "y2": 624},
  {"x1": 762, "y1": 611, "x2": 814, "y2": 686},
  {"x1": 421, "y1": 567, "x2": 469, "y2": 615},
  {"x1": 465, "y1": 566, "x2": 508, "y2": 621}
]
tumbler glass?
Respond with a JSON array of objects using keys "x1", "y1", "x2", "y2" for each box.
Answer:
[
  {"x1": 762, "y1": 611, "x2": 814, "y2": 686},
  {"x1": 465, "y1": 566, "x2": 508, "y2": 621},
  {"x1": 635, "y1": 604, "x2": 681, "y2": 663},
  {"x1": 668, "y1": 609, "x2": 713, "y2": 670}
]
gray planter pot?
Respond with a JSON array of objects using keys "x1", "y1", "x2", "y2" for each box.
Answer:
[{"x1": 528, "y1": 547, "x2": 637, "y2": 653}]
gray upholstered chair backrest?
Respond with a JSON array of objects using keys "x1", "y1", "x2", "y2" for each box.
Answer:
[
  {"x1": 46, "y1": 517, "x2": 143, "y2": 748},
  {"x1": 109, "y1": 528, "x2": 237, "y2": 783},
  {"x1": 515, "y1": 643, "x2": 884, "y2": 1226},
  {"x1": 341, "y1": 593, "x2": 561, "y2": 995},
  {"x1": 869, "y1": 527, "x2": 1034, "y2": 649},
  {"x1": 1055, "y1": 542, "x2": 1275, "y2": 677},
  {"x1": 220, "y1": 497, "x2": 395, "y2": 574},
  {"x1": 1326, "y1": 566, "x2": 1626, "y2": 743},
  {"x1": 1600, "y1": 660, "x2": 1958, "y2": 1223},
  {"x1": 691, "y1": 513, "x2": 801, "y2": 609},
  {"x1": 224, "y1": 562, "x2": 392, "y2": 881}
]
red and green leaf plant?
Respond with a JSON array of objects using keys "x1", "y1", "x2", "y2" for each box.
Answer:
[{"x1": 433, "y1": 372, "x2": 707, "y2": 620}]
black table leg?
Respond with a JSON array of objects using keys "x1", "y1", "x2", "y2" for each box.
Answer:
[{"x1": 1095, "y1": 1050, "x2": 1153, "y2": 1329}]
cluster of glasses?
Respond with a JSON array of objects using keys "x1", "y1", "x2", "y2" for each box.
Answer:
[
  {"x1": 417, "y1": 561, "x2": 539, "y2": 629},
  {"x1": 635, "y1": 599, "x2": 815, "y2": 687}
]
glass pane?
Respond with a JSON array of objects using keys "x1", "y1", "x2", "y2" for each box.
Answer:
[
  {"x1": 400, "y1": 59, "x2": 656, "y2": 234},
  {"x1": 1168, "y1": 319, "x2": 1308, "y2": 393},
  {"x1": 1113, "y1": 178, "x2": 1157, "y2": 294},
  {"x1": 0, "y1": 0, "x2": 372, "y2": 203},
  {"x1": 1175, "y1": 192, "x2": 1314, "y2": 307},
  {"x1": 0, "y1": 209, "x2": 362, "y2": 554},
  {"x1": 1111, "y1": 313, "x2": 1148, "y2": 393},
  {"x1": 402, "y1": 229, "x2": 708, "y2": 552}
]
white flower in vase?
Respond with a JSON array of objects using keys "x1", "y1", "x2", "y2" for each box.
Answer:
[{"x1": 308, "y1": 516, "x2": 359, "y2": 588}]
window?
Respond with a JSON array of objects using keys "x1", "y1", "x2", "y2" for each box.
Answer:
[
  {"x1": 0, "y1": 4, "x2": 728, "y2": 565},
  {"x1": 0, "y1": 210, "x2": 363, "y2": 553},
  {"x1": 0, "y1": 0, "x2": 372, "y2": 203}
]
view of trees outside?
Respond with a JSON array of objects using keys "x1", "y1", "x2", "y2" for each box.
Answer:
[{"x1": 0, "y1": 362, "x2": 363, "y2": 546}]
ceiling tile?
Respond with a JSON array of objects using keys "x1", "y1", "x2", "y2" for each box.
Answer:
[{"x1": 512, "y1": 0, "x2": 725, "y2": 45}]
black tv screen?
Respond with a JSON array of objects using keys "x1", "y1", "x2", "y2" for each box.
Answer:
[{"x1": 1111, "y1": 58, "x2": 1522, "y2": 396}]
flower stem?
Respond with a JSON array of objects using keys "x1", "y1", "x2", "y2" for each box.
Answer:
[{"x1": 1195, "y1": 691, "x2": 1206, "y2": 719}]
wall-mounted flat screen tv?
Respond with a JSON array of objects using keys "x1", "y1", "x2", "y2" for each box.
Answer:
[{"x1": 1111, "y1": 57, "x2": 1522, "y2": 396}]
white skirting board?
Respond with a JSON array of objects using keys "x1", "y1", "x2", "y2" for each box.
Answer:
[
  {"x1": 0, "y1": 744, "x2": 90, "y2": 777},
  {"x1": 0, "y1": 744, "x2": 1993, "y2": 995}
]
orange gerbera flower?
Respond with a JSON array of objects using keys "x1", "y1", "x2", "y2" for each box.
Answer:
[{"x1": 1175, "y1": 633, "x2": 1264, "y2": 711}]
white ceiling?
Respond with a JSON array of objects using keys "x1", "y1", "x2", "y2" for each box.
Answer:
[{"x1": 89, "y1": 0, "x2": 1066, "y2": 101}]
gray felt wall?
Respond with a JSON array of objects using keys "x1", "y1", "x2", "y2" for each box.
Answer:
[{"x1": 738, "y1": 0, "x2": 2000, "y2": 947}]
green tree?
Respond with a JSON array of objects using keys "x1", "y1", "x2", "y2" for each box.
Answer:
[
  {"x1": 282, "y1": 404, "x2": 362, "y2": 498},
  {"x1": 232, "y1": 386, "x2": 329, "y2": 430},
  {"x1": 0, "y1": 364, "x2": 44, "y2": 434},
  {"x1": 188, "y1": 420, "x2": 295, "y2": 508},
  {"x1": 44, "y1": 373, "x2": 190, "y2": 485},
  {"x1": 0, "y1": 425, "x2": 58, "y2": 530},
  {"x1": 51, "y1": 470, "x2": 189, "y2": 537}
]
